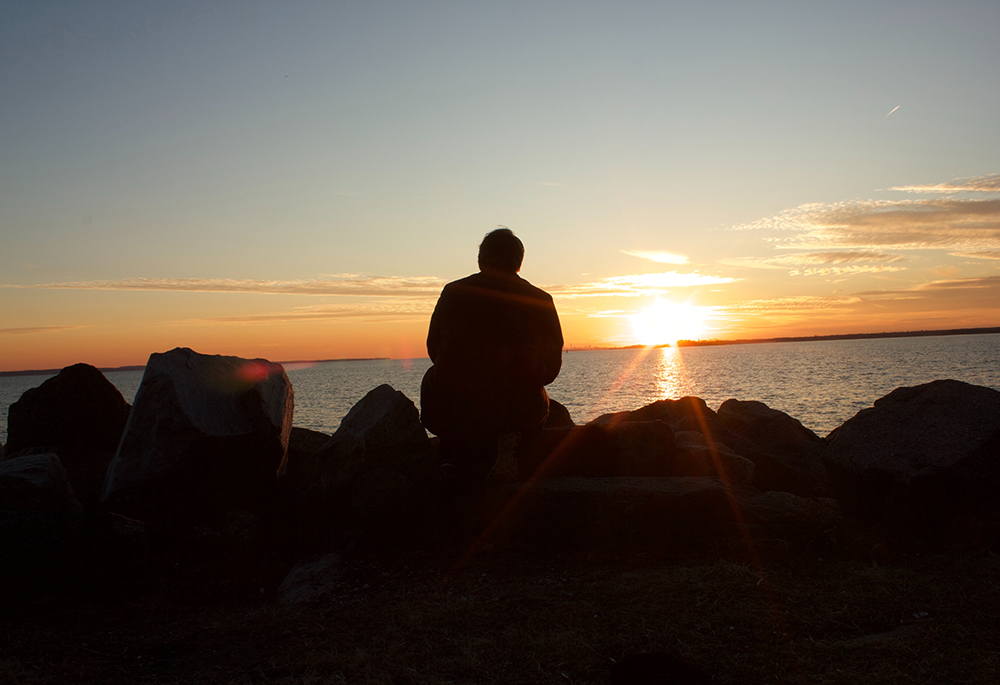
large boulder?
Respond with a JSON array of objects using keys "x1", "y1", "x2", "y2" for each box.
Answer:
[
  {"x1": 276, "y1": 553, "x2": 343, "y2": 605},
  {"x1": 102, "y1": 348, "x2": 293, "y2": 528},
  {"x1": 6, "y1": 363, "x2": 131, "y2": 454},
  {"x1": 717, "y1": 399, "x2": 831, "y2": 497},
  {"x1": 544, "y1": 399, "x2": 574, "y2": 429},
  {"x1": 0, "y1": 453, "x2": 82, "y2": 514},
  {"x1": 278, "y1": 385, "x2": 436, "y2": 549},
  {"x1": 824, "y1": 379, "x2": 1000, "y2": 543},
  {"x1": 6, "y1": 363, "x2": 131, "y2": 509}
]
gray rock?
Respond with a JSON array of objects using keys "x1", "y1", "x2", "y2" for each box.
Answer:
[
  {"x1": 824, "y1": 379, "x2": 1000, "y2": 541},
  {"x1": 102, "y1": 347, "x2": 293, "y2": 527},
  {"x1": 467, "y1": 476, "x2": 841, "y2": 551},
  {"x1": 0, "y1": 453, "x2": 82, "y2": 514},
  {"x1": 277, "y1": 552, "x2": 343, "y2": 605},
  {"x1": 6, "y1": 363, "x2": 131, "y2": 454},
  {"x1": 717, "y1": 399, "x2": 831, "y2": 497}
]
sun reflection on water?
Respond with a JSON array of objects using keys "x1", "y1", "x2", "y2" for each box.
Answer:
[{"x1": 652, "y1": 345, "x2": 694, "y2": 402}]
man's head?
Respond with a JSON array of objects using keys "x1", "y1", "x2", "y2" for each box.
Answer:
[{"x1": 478, "y1": 228, "x2": 524, "y2": 274}]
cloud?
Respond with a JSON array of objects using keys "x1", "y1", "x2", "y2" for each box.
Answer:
[
  {"x1": 1, "y1": 275, "x2": 446, "y2": 297},
  {"x1": 621, "y1": 250, "x2": 689, "y2": 265},
  {"x1": 548, "y1": 271, "x2": 737, "y2": 298},
  {"x1": 0, "y1": 325, "x2": 85, "y2": 335},
  {"x1": 186, "y1": 301, "x2": 435, "y2": 326},
  {"x1": 890, "y1": 173, "x2": 1000, "y2": 194},
  {"x1": 735, "y1": 197, "x2": 1000, "y2": 252},
  {"x1": 950, "y1": 250, "x2": 1000, "y2": 260}
]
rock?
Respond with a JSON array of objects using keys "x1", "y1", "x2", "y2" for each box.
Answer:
[
  {"x1": 6, "y1": 363, "x2": 131, "y2": 454},
  {"x1": 284, "y1": 426, "x2": 330, "y2": 467},
  {"x1": 544, "y1": 399, "x2": 574, "y2": 428},
  {"x1": 717, "y1": 399, "x2": 831, "y2": 497},
  {"x1": 0, "y1": 442, "x2": 5, "y2": 460},
  {"x1": 521, "y1": 421, "x2": 753, "y2": 484},
  {"x1": 102, "y1": 348, "x2": 293, "y2": 528},
  {"x1": 593, "y1": 396, "x2": 716, "y2": 428},
  {"x1": 466, "y1": 476, "x2": 842, "y2": 551},
  {"x1": 349, "y1": 468, "x2": 444, "y2": 547},
  {"x1": 0, "y1": 510, "x2": 148, "y2": 599},
  {"x1": 6, "y1": 363, "x2": 131, "y2": 510},
  {"x1": 824, "y1": 379, "x2": 1000, "y2": 542},
  {"x1": 277, "y1": 385, "x2": 435, "y2": 549},
  {"x1": 276, "y1": 553, "x2": 343, "y2": 605},
  {"x1": 0, "y1": 453, "x2": 82, "y2": 514}
]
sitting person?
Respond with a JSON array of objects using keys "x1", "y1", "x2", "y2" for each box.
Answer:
[{"x1": 420, "y1": 228, "x2": 563, "y2": 481}]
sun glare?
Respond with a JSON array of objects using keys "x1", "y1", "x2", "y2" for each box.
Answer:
[{"x1": 631, "y1": 298, "x2": 710, "y2": 347}]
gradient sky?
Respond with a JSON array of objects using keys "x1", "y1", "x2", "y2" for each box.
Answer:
[{"x1": 2, "y1": 1, "x2": 999, "y2": 371}]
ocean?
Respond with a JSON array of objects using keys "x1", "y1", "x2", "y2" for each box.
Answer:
[{"x1": 2, "y1": 333, "x2": 999, "y2": 445}]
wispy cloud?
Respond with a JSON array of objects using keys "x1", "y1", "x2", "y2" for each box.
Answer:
[
  {"x1": 950, "y1": 250, "x2": 1000, "y2": 261},
  {"x1": 734, "y1": 197, "x2": 1000, "y2": 252},
  {"x1": 889, "y1": 173, "x2": 1000, "y2": 194},
  {"x1": 548, "y1": 271, "x2": 737, "y2": 298},
  {"x1": 1, "y1": 275, "x2": 446, "y2": 297},
  {"x1": 882, "y1": 105, "x2": 900, "y2": 120},
  {"x1": 0, "y1": 325, "x2": 85, "y2": 335},
  {"x1": 621, "y1": 250, "x2": 689, "y2": 265},
  {"x1": 185, "y1": 301, "x2": 436, "y2": 326}
]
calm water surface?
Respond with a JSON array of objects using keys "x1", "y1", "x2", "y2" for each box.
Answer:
[{"x1": 2, "y1": 334, "x2": 999, "y2": 444}]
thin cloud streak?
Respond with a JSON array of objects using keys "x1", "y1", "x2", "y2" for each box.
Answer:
[
  {"x1": 1, "y1": 275, "x2": 447, "y2": 297},
  {"x1": 621, "y1": 250, "x2": 689, "y2": 264},
  {"x1": 185, "y1": 301, "x2": 436, "y2": 326},
  {"x1": 890, "y1": 174, "x2": 1000, "y2": 194},
  {"x1": 0, "y1": 325, "x2": 85, "y2": 335},
  {"x1": 548, "y1": 271, "x2": 737, "y2": 298}
]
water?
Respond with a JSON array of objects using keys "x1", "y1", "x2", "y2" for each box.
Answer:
[{"x1": 2, "y1": 334, "x2": 999, "y2": 445}]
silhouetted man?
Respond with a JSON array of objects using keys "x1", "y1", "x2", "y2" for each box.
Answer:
[{"x1": 421, "y1": 228, "x2": 563, "y2": 481}]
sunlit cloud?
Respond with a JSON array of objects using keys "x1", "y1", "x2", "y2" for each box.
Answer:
[
  {"x1": 548, "y1": 271, "x2": 737, "y2": 298},
  {"x1": 882, "y1": 105, "x2": 900, "y2": 119},
  {"x1": 889, "y1": 173, "x2": 1000, "y2": 194},
  {"x1": 0, "y1": 275, "x2": 446, "y2": 297},
  {"x1": 950, "y1": 250, "x2": 1000, "y2": 260},
  {"x1": 735, "y1": 197, "x2": 1000, "y2": 252},
  {"x1": 725, "y1": 295, "x2": 862, "y2": 314},
  {"x1": 621, "y1": 250, "x2": 689, "y2": 264},
  {"x1": 788, "y1": 265, "x2": 907, "y2": 277},
  {"x1": 0, "y1": 325, "x2": 86, "y2": 335}
]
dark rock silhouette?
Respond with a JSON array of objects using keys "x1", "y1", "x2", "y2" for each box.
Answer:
[
  {"x1": 6, "y1": 363, "x2": 131, "y2": 509},
  {"x1": 0, "y1": 452, "x2": 82, "y2": 514},
  {"x1": 278, "y1": 384, "x2": 437, "y2": 549},
  {"x1": 102, "y1": 347, "x2": 293, "y2": 529},
  {"x1": 824, "y1": 379, "x2": 1000, "y2": 543},
  {"x1": 544, "y1": 398, "x2": 574, "y2": 428},
  {"x1": 276, "y1": 552, "x2": 343, "y2": 605}
]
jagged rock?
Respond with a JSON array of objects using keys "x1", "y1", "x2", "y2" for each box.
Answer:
[
  {"x1": 466, "y1": 476, "x2": 841, "y2": 551},
  {"x1": 102, "y1": 348, "x2": 293, "y2": 528},
  {"x1": 544, "y1": 399, "x2": 574, "y2": 428},
  {"x1": 1, "y1": 442, "x2": 5, "y2": 460},
  {"x1": 672, "y1": 431, "x2": 756, "y2": 485},
  {"x1": 717, "y1": 399, "x2": 831, "y2": 497},
  {"x1": 0, "y1": 510, "x2": 148, "y2": 598},
  {"x1": 824, "y1": 379, "x2": 1000, "y2": 542},
  {"x1": 6, "y1": 363, "x2": 131, "y2": 454},
  {"x1": 0, "y1": 453, "x2": 82, "y2": 514},
  {"x1": 278, "y1": 385, "x2": 434, "y2": 549},
  {"x1": 276, "y1": 553, "x2": 343, "y2": 605},
  {"x1": 284, "y1": 426, "x2": 331, "y2": 467}
]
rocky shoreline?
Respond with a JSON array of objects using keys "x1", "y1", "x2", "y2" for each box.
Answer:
[{"x1": 3, "y1": 347, "x2": 1000, "y2": 604}]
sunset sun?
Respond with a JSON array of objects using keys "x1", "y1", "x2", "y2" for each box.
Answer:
[{"x1": 630, "y1": 299, "x2": 710, "y2": 347}]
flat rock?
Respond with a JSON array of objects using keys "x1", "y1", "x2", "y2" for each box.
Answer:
[
  {"x1": 276, "y1": 552, "x2": 343, "y2": 605},
  {"x1": 102, "y1": 347, "x2": 293, "y2": 528},
  {"x1": 0, "y1": 453, "x2": 82, "y2": 514},
  {"x1": 466, "y1": 476, "x2": 842, "y2": 551},
  {"x1": 824, "y1": 379, "x2": 1000, "y2": 541}
]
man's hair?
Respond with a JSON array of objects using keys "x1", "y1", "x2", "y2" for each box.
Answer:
[{"x1": 478, "y1": 228, "x2": 524, "y2": 273}]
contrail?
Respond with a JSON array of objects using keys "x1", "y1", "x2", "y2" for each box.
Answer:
[{"x1": 882, "y1": 105, "x2": 900, "y2": 120}]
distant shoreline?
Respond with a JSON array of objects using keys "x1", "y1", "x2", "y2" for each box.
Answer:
[{"x1": 2, "y1": 326, "x2": 998, "y2": 376}]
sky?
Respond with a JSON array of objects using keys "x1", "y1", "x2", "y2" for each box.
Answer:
[{"x1": 2, "y1": 1, "x2": 999, "y2": 371}]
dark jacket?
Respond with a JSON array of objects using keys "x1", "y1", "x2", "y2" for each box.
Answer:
[{"x1": 420, "y1": 270, "x2": 563, "y2": 436}]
